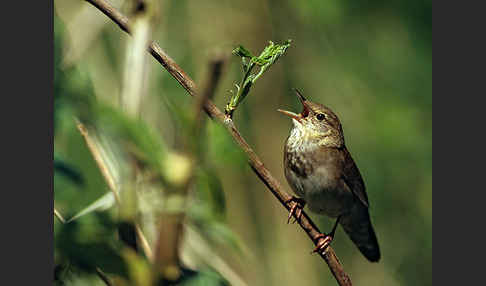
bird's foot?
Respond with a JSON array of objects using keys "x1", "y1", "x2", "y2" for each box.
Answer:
[
  {"x1": 311, "y1": 216, "x2": 340, "y2": 254},
  {"x1": 311, "y1": 233, "x2": 333, "y2": 254},
  {"x1": 285, "y1": 196, "x2": 306, "y2": 224}
]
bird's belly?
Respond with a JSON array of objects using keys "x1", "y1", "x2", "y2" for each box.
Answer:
[
  {"x1": 286, "y1": 167, "x2": 354, "y2": 218},
  {"x1": 305, "y1": 184, "x2": 350, "y2": 218}
]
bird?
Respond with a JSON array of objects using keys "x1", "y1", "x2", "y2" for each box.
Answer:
[{"x1": 278, "y1": 89, "x2": 380, "y2": 262}]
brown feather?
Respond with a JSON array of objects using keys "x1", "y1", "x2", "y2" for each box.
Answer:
[{"x1": 341, "y1": 147, "x2": 369, "y2": 208}]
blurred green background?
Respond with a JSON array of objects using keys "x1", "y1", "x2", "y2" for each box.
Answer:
[{"x1": 54, "y1": 0, "x2": 431, "y2": 285}]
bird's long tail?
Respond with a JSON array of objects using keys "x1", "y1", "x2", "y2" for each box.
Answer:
[{"x1": 340, "y1": 206, "x2": 380, "y2": 262}]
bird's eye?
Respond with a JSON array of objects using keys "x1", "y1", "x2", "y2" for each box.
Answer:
[{"x1": 316, "y1": 113, "x2": 325, "y2": 121}]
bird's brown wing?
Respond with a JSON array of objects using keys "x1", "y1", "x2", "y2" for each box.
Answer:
[{"x1": 341, "y1": 147, "x2": 369, "y2": 208}]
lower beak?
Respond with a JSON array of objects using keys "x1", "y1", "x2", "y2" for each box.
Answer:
[{"x1": 277, "y1": 109, "x2": 301, "y2": 121}]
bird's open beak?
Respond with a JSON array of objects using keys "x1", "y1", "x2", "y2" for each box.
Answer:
[{"x1": 277, "y1": 88, "x2": 310, "y2": 121}]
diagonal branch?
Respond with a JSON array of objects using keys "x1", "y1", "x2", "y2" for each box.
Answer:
[{"x1": 83, "y1": 0, "x2": 352, "y2": 285}]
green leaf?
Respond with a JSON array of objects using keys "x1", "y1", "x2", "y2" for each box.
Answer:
[
  {"x1": 66, "y1": 192, "x2": 115, "y2": 223},
  {"x1": 231, "y1": 45, "x2": 253, "y2": 58},
  {"x1": 225, "y1": 40, "x2": 292, "y2": 116},
  {"x1": 251, "y1": 39, "x2": 292, "y2": 82},
  {"x1": 251, "y1": 40, "x2": 291, "y2": 65}
]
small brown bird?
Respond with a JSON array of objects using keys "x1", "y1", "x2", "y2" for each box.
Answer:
[{"x1": 278, "y1": 89, "x2": 380, "y2": 262}]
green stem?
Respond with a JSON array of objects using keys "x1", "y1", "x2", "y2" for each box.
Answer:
[{"x1": 226, "y1": 62, "x2": 255, "y2": 116}]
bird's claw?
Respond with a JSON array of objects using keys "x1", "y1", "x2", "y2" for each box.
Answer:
[
  {"x1": 311, "y1": 233, "x2": 333, "y2": 254},
  {"x1": 285, "y1": 197, "x2": 306, "y2": 224}
]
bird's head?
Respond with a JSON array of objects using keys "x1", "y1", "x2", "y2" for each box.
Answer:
[{"x1": 278, "y1": 89, "x2": 344, "y2": 148}]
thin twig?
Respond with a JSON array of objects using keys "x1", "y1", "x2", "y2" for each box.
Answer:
[
  {"x1": 95, "y1": 267, "x2": 113, "y2": 286},
  {"x1": 135, "y1": 224, "x2": 153, "y2": 262},
  {"x1": 54, "y1": 208, "x2": 66, "y2": 224},
  {"x1": 84, "y1": 1, "x2": 352, "y2": 285},
  {"x1": 75, "y1": 120, "x2": 121, "y2": 205}
]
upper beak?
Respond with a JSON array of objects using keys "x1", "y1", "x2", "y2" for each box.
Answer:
[
  {"x1": 277, "y1": 88, "x2": 310, "y2": 121},
  {"x1": 294, "y1": 88, "x2": 307, "y2": 106}
]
